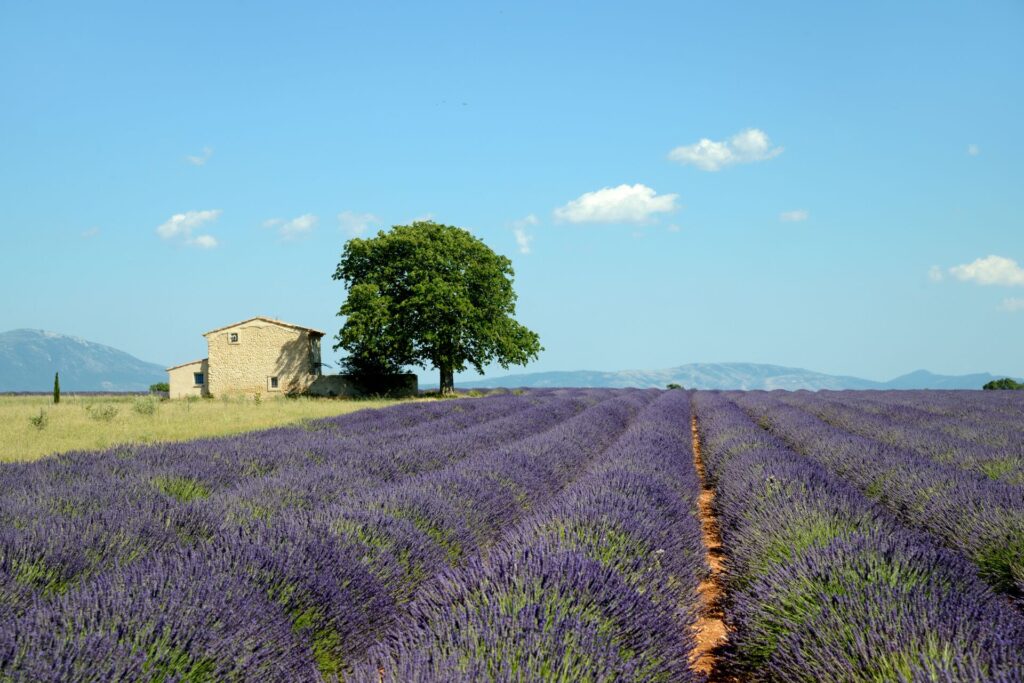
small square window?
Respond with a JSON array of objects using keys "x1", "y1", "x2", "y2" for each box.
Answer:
[
  {"x1": 268, "y1": 376, "x2": 279, "y2": 391},
  {"x1": 229, "y1": 332, "x2": 239, "y2": 344},
  {"x1": 193, "y1": 372, "x2": 205, "y2": 386}
]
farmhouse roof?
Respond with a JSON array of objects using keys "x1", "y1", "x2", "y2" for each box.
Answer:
[
  {"x1": 202, "y1": 316, "x2": 326, "y2": 337},
  {"x1": 166, "y1": 358, "x2": 208, "y2": 372}
]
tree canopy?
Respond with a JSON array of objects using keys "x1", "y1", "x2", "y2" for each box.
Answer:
[
  {"x1": 982, "y1": 378, "x2": 1024, "y2": 390},
  {"x1": 333, "y1": 221, "x2": 542, "y2": 393}
]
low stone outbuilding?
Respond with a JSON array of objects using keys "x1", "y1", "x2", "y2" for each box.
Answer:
[
  {"x1": 166, "y1": 358, "x2": 209, "y2": 399},
  {"x1": 167, "y1": 316, "x2": 324, "y2": 398}
]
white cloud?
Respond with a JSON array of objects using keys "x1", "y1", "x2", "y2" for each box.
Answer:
[
  {"x1": 669, "y1": 128, "x2": 783, "y2": 171},
  {"x1": 780, "y1": 209, "x2": 809, "y2": 222},
  {"x1": 81, "y1": 227, "x2": 100, "y2": 239},
  {"x1": 513, "y1": 228, "x2": 533, "y2": 254},
  {"x1": 185, "y1": 147, "x2": 213, "y2": 166},
  {"x1": 338, "y1": 211, "x2": 380, "y2": 237},
  {"x1": 949, "y1": 255, "x2": 1024, "y2": 286},
  {"x1": 554, "y1": 184, "x2": 678, "y2": 224},
  {"x1": 263, "y1": 214, "x2": 319, "y2": 239},
  {"x1": 928, "y1": 266, "x2": 945, "y2": 282},
  {"x1": 1001, "y1": 298, "x2": 1024, "y2": 312},
  {"x1": 667, "y1": 223, "x2": 681, "y2": 233},
  {"x1": 156, "y1": 209, "x2": 221, "y2": 248},
  {"x1": 510, "y1": 214, "x2": 537, "y2": 254},
  {"x1": 967, "y1": 144, "x2": 980, "y2": 157},
  {"x1": 279, "y1": 214, "x2": 318, "y2": 240}
]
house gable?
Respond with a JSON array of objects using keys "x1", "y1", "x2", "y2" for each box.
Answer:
[
  {"x1": 202, "y1": 316, "x2": 325, "y2": 338},
  {"x1": 204, "y1": 317, "x2": 322, "y2": 396}
]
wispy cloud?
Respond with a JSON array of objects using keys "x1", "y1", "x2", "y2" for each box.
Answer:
[
  {"x1": 280, "y1": 214, "x2": 318, "y2": 239},
  {"x1": 338, "y1": 211, "x2": 380, "y2": 237},
  {"x1": 967, "y1": 144, "x2": 980, "y2": 157},
  {"x1": 81, "y1": 227, "x2": 100, "y2": 239},
  {"x1": 667, "y1": 223, "x2": 681, "y2": 233},
  {"x1": 554, "y1": 184, "x2": 678, "y2": 224},
  {"x1": 185, "y1": 146, "x2": 213, "y2": 166},
  {"x1": 780, "y1": 209, "x2": 809, "y2": 222},
  {"x1": 928, "y1": 265, "x2": 945, "y2": 283},
  {"x1": 1000, "y1": 297, "x2": 1024, "y2": 312},
  {"x1": 668, "y1": 128, "x2": 783, "y2": 171},
  {"x1": 263, "y1": 214, "x2": 319, "y2": 239},
  {"x1": 949, "y1": 255, "x2": 1024, "y2": 286},
  {"x1": 156, "y1": 210, "x2": 221, "y2": 248},
  {"x1": 510, "y1": 214, "x2": 537, "y2": 254}
]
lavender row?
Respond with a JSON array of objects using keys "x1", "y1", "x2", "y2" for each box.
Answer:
[
  {"x1": 781, "y1": 392, "x2": 1024, "y2": 485},
  {"x1": 0, "y1": 389, "x2": 569, "y2": 503},
  {"x1": 694, "y1": 392, "x2": 1024, "y2": 682},
  {"x1": 733, "y1": 391, "x2": 1024, "y2": 597},
  {"x1": 357, "y1": 389, "x2": 706, "y2": 682},
  {"x1": 0, "y1": 392, "x2": 599, "y2": 618},
  {"x1": 1, "y1": 390, "x2": 654, "y2": 680},
  {"x1": 819, "y1": 390, "x2": 1024, "y2": 446}
]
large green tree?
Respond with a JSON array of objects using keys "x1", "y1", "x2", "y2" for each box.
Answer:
[
  {"x1": 983, "y1": 378, "x2": 1024, "y2": 390},
  {"x1": 333, "y1": 221, "x2": 542, "y2": 394}
]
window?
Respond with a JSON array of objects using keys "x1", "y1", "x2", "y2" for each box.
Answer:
[
  {"x1": 229, "y1": 332, "x2": 239, "y2": 344},
  {"x1": 193, "y1": 372, "x2": 205, "y2": 386},
  {"x1": 268, "y1": 376, "x2": 279, "y2": 391}
]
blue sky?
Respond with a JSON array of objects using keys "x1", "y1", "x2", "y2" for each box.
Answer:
[{"x1": 2, "y1": 1, "x2": 1023, "y2": 383}]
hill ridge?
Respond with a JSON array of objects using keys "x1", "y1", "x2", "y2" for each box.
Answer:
[
  {"x1": 0, "y1": 329, "x2": 167, "y2": 392},
  {"x1": 445, "y1": 362, "x2": 1020, "y2": 391}
]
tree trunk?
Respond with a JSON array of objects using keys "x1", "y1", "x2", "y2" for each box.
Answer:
[{"x1": 439, "y1": 365, "x2": 455, "y2": 396}]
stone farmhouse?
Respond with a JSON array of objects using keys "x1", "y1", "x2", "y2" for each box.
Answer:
[{"x1": 166, "y1": 317, "x2": 324, "y2": 399}]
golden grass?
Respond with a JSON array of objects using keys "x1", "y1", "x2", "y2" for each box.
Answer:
[{"x1": 1, "y1": 394, "x2": 414, "y2": 463}]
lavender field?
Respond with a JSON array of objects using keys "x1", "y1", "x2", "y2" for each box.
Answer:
[{"x1": 1, "y1": 389, "x2": 1024, "y2": 681}]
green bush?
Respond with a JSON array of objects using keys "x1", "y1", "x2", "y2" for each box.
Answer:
[
  {"x1": 149, "y1": 382, "x2": 170, "y2": 393},
  {"x1": 132, "y1": 398, "x2": 159, "y2": 416},
  {"x1": 666, "y1": 383, "x2": 684, "y2": 390},
  {"x1": 86, "y1": 404, "x2": 120, "y2": 422},
  {"x1": 29, "y1": 409, "x2": 49, "y2": 431},
  {"x1": 983, "y1": 378, "x2": 1024, "y2": 390}
]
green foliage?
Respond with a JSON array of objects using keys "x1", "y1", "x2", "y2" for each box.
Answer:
[
  {"x1": 132, "y1": 397, "x2": 159, "y2": 416},
  {"x1": 151, "y1": 475, "x2": 210, "y2": 502},
  {"x1": 85, "y1": 403, "x2": 120, "y2": 422},
  {"x1": 333, "y1": 220, "x2": 542, "y2": 393},
  {"x1": 53, "y1": 372, "x2": 60, "y2": 404},
  {"x1": 665, "y1": 383, "x2": 684, "y2": 390},
  {"x1": 13, "y1": 557, "x2": 72, "y2": 595},
  {"x1": 983, "y1": 377, "x2": 1024, "y2": 390},
  {"x1": 28, "y1": 408, "x2": 49, "y2": 431},
  {"x1": 149, "y1": 382, "x2": 170, "y2": 392}
]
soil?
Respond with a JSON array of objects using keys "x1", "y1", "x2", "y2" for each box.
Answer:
[{"x1": 690, "y1": 412, "x2": 731, "y2": 680}]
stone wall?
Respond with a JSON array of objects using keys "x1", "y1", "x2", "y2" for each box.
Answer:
[
  {"x1": 167, "y1": 359, "x2": 209, "y2": 399},
  {"x1": 306, "y1": 373, "x2": 418, "y2": 398},
  {"x1": 205, "y1": 320, "x2": 321, "y2": 397}
]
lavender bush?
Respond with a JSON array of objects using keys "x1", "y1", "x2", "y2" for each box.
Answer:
[{"x1": 695, "y1": 392, "x2": 1024, "y2": 681}]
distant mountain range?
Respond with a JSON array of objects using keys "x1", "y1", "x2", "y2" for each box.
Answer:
[
  {"x1": 449, "y1": 363, "x2": 1021, "y2": 391},
  {"x1": 0, "y1": 329, "x2": 166, "y2": 392},
  {"x1": 2, "y1": 329, "x2": 1017, "y2": 393}
]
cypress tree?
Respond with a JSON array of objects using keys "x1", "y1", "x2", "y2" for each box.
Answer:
[{"x1": 53, "y1": 372, "x2": 60, "y2": 404}]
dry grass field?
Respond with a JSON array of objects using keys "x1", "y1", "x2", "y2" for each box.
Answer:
[{"x1": 0, "y1": 394, "x2": 412, "y2": 462}]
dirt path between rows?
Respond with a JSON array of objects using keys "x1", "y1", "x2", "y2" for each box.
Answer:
[{"x1": 690, "y1": 412, "x2": 730, "y2": 680}]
